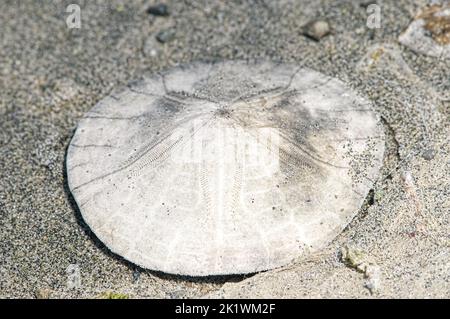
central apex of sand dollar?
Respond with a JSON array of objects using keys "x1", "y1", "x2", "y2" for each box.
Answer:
[{"x1": 67, "y1": 60, "x2": 385, "y2": 276}]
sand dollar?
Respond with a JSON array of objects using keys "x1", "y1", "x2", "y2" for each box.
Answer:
[{"x1": 67, "y1": 61, "x2": 384, "y2": 276}]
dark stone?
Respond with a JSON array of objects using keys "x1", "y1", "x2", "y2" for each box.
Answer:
[
  {"x1": 156, "y1": 28, "x2": 176, "y2": 43},
  {"x1": 132, "y1": 268, "x2": 141, "y2": 283},
  {"x1": 146, "y1": 4, "x2": 170, "y2": 17}
]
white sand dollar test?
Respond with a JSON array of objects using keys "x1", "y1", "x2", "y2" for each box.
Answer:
[{"x1": 67, "y1": 61, "x2": 385, "y2": 276}]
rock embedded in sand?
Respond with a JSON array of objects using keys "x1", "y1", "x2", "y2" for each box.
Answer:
[
  {"x1": 66, "y1": 60, "x2": 384, "y2": 276},
  {"x1": 156, "y1": 28, "x2": 176, "y2": 43},
  {"x1": 35, "y1": 288, "x2": 52, "y2": 299},
  {"x1": 399, "y1": 4, "x2": 450, "y2": 58},
  {"x1": 146, "y1": 4, "x2": 170, "y2": 17},
  {"x1": 341, "y1": 246, "x2": 382, "y2": 294},
  {"x1": 302, "y1": 20, "x2": 331, "y2": 41}
]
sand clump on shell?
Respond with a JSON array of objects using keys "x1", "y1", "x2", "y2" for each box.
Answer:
[{"x1": 66, "y1": 61, "x2": 384, "y2": 276}]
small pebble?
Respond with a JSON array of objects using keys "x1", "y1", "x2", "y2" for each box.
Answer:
[
  {"x1": 146, "y1": 4, "x2": 170, "y2": 17},
  {"x1": 143, "y1": 37, "x2": 161, "y2": 57},
  {"x1": 302, "y1": 20, "x2": 331, "y2": 41},
  {"x1": 365, "y1": 267, "x2": 382, "y2": 294},
  {"x1": 166, "y1": 289, "x2": 186, "y2": 299},
  {"x1": 35, "y1": 288, "x2": 52, "y2": 299},
  {"x1": 132, "y1": 269, "x2": 140, "y2": 283},
  {"x1": 421, "y1": 148, "x2": 435, "y2": 160},
  {"x1": 156, "y1": 28, "x2": 176, "y2": 43},
  {"x1": 50, "y1": 78, "x2": 81, "y2": 101}
]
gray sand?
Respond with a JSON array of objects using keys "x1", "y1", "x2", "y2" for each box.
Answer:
[{"x1": 0, "y1": 0, "x2": 448, "y2": 298}]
